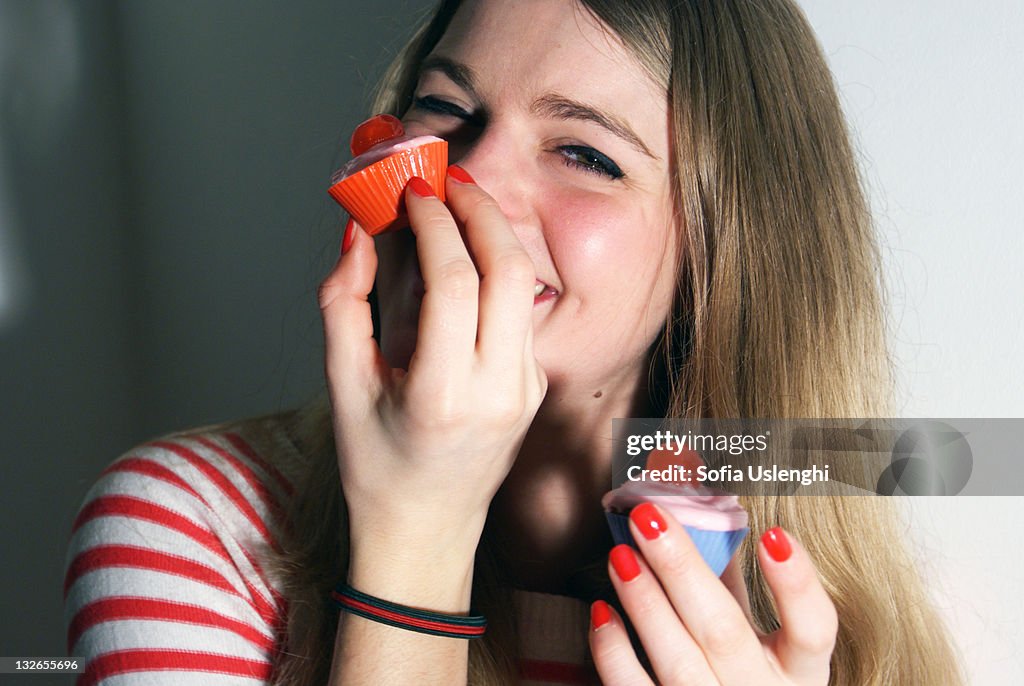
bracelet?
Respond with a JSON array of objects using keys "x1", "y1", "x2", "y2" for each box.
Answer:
[{"x1": 330, "y1": 583, "x2": 487, "y2": 639}]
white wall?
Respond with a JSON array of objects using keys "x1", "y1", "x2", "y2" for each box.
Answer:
[{"x1": 799, "y1": 2, "x2": 1024, "y2": 682}]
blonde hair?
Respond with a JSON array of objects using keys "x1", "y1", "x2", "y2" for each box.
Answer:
[{"x1": 269, "y1": 1, "x2": 964, "y2": 684}]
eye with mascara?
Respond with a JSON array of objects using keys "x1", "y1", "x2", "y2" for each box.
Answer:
[
  {"x1": 412, "y1": 96, "x2": 476, "y2": 122},
  {"x1": 557, "y1": 145, "x2": 624, "y2": 180}
]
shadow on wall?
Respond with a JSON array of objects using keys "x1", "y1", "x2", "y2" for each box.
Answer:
[{"x1": 0, "y1": 0, "x2": 422, "y2": 661}]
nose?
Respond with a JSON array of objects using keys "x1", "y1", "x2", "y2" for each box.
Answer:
[{"x1": 448, "y1": 126, "x2": 535, "y2": 236}]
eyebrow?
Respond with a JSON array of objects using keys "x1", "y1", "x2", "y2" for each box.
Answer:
[
  {"x1": 419, "y1": 56, "x2": 481, "y2": 101},
  {"x1": 530, "y1": 94, "x2": 657, "y2": 160},
  {"x1": 417, "y1": 55, "x2": 658, "y2": 161}
]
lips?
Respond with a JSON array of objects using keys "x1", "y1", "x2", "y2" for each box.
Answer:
[{"x1": 533, "y1": 279, "x2": 558, "y2": 301}]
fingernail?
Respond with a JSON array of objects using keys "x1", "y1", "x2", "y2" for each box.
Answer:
[
  {"x1": 590, "y1": 600, "x2": 612, "y2": 630},
  {"x1": 630, "y1": 502, "x2": 668, "y2": 541},
  {"x1": 447, "y1": 164, "x2": 475, "y2": 184},
  {"x1": 609, "y1": 544, "x2": 641, "y2": 582},
  {"x1": 341, "y1": 218, "x2": 355, "y2": 255},
  {"x1": 408, "y1": 176, "x2": 436, "y2": 198},
  {"x1": 761, "y1": 527, "x2": 792, "y2": 562}
]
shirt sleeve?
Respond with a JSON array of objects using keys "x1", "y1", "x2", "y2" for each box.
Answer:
[{"x1": 64, "y1": 436, "x2": 287, "y2": 685}]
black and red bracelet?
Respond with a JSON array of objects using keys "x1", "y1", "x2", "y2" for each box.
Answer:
[{"x1": 330, "y1": 583, "x2": 487, "y2": 639}]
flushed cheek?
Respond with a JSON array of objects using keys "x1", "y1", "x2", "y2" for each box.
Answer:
[{"x1": 544, "y1": 193, "x2": 661, "y2": 294}]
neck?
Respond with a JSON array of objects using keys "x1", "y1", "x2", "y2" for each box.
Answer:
[{"x1": 485, "y1": 371, "x2": 655, "y2": 597}]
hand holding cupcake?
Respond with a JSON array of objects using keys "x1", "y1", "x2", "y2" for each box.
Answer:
[{"x1": 603, "y1": 448, "x2": 749, "y2": 576}]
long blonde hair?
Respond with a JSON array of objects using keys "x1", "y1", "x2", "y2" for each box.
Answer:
[{"x1": 269, "y1": 1, "x2": 963, "y2": 683}]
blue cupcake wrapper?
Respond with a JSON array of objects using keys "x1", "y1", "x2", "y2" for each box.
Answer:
[{"x1": 605, "y1": 511, "x2": 748, "y2": 577}]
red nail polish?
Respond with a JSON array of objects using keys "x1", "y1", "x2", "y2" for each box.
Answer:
[
  {"x1": 591, "y1": 600, "x2": 612, "y2": 630},
  {"x1": 447, "y1": 164, "x2": 475, "y2": 184},
  {"x1": 341, "y1": 218, "x2": 355, "y2": 255},
  {"x1": 761, "y1": 527, "x2": 792, "y2": 562},
  {"x1": 609, "y1": 544, "x2": 641, "y2": 582},
  {"x1": 630, "y1": 502, "x2": 668, "y2": 540},
  {"x1": 408, "y1": 176, "x2": 435, "y2": 198}
]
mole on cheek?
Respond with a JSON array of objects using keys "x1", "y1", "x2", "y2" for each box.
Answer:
[{"x1": 593, "y1": 390, "x2": 603, "y2": 398}]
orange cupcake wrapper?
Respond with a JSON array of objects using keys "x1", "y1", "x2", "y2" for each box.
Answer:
[{"x1": 328, "y1": 140, "x2": 448, "y2": 236}]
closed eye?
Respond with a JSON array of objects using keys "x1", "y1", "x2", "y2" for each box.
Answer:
[{"x1": 411, "y1": 96, "x2": 482, "y2": 124}]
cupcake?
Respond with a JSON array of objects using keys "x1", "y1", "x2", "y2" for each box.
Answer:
[
  {"x1": 327, "y1": 114, "x2": 448, "y2": 236},
  {"x1": 602, "y1": 448, "x2": 749, "y2": 576}
]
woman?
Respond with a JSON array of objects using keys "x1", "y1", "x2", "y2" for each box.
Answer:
[{"x1": 64, "y1": 0, "x2": 963, "y2": 684}]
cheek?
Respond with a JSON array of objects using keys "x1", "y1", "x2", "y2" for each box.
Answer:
[
  {"x1": 543, "y1": 190, "x2": 669, "y2": 298},
  {"x1": 545, "y1": 192, "x2": 623, "y2": 278}
]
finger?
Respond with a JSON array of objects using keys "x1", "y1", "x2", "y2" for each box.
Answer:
[
  {"x1": 627, "y1": 502, "x2": 769, "y2": 683},
  {"x1": 318, "y1": 218, "x2": 388, "y2": 399},
  {"x1": 443, "y1": 166, "x2": 535, "y2": 363},
  {"x1": 588, "y1": 600, "x2": 655, "y2": 686},
  {"x1": 607, "y1": 544, "x2": 718, "y2": 685},
  {"x1": 403, "y1": 177, "x2": 478, "y2": 386},
  {"x1": 720, "y1": 553, "x2": 757, "y2": 630},
  {"x1": 759, "y1": 527, "x2": 837, "y2": 683}
]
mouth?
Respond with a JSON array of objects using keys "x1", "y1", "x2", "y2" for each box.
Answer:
[{"x1": 533, "y1": 279, "x2": 558, "y2": 303}]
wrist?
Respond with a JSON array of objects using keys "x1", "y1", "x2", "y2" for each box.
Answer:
[
  {"x1": 347, "y1": 501, "x2": 487, "y2": 553},
  {"x1": 347, "y1": 542, "x2": 477, "y2": 613},
  {"x1": 346, "y1": 511, "x2": 484, "y2": 612}
]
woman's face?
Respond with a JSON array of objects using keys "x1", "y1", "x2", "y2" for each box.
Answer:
[{"x1": 376, "y1": 0, "x2": 678, "y2": 399}]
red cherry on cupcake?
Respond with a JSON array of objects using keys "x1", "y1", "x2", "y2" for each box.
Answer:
[{"x1": 350, "y1": 114, "x2": 405, "y2": 157}]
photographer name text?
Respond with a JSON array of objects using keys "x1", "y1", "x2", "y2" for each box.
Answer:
[{"x1": 628, "y1": 464, "x2": 831, "y2": 486}]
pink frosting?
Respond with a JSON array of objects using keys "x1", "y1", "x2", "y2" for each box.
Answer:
[
  {"x1": 331, "y1": 134, "x2": 444, "y2": 183},
  {"x1": 602, "y1": 481, "x2": 748, "y2": 532}
]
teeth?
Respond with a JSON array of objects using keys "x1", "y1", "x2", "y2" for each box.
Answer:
[{"x1": 534, "y1": 281, "x2": 546, "y2": 297}]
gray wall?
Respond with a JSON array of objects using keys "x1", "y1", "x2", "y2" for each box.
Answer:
[{"x1": 0, "y1": 0, "x2": 422, "y2": 664}]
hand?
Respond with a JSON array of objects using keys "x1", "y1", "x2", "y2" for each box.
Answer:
[
  {"x1": 590, "y1": 505, "x2": 837, "y2": 685},
  {"x1": 318, "y1": 169, "x2": 548, "y2": 558}
]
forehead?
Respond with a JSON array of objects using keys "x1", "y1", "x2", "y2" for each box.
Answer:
[{"x1": 430, "y1": 0, "x2": 668, "y2": 149}]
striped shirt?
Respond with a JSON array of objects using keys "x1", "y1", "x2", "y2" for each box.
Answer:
[{"x1": 64, "y1": 416, "x2": 598, "y2": 685}]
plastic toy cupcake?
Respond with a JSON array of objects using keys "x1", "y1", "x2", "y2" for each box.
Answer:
[
  {"x1": 602, "y1": 448, "x2": 749, "y2": 576},
  {"x1": 327, "y1": 114, "x2": 448, "y2": 236}
]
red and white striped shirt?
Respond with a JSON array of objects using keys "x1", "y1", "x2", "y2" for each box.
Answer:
[{"x1": 64, "y1": 417, "x2": 599, "y2": 685}]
